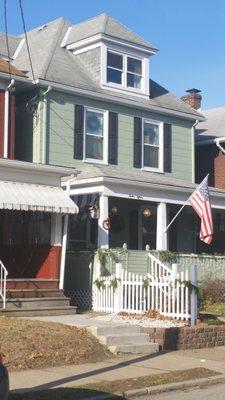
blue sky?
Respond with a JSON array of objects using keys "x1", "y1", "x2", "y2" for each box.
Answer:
[{"x1": 1, "y1": 0, "x2": 224, "y2": 109}]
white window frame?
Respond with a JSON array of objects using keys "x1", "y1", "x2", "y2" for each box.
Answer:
[
  {"x1": 83, "y1": 107, "x2": 108, "y2": 165},
  {"x1": 142, "y1": 119, "x2": 164, "y2": 173},
  {"x1": 102, "y1": 44, "x2": 149, "y2": 97}
]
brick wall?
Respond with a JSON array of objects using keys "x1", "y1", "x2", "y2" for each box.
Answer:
[
  {"x1": 142, "y1": 326, "x2": 225, "y2": 350},
  {"x1": 196, "y1": 144, "x2": 225, "y2": 189}
]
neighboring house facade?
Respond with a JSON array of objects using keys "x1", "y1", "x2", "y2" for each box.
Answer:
[
  {"x1": 0, "y1": 51, "x2": 78, "y2": 293},
  {"x1": 196, "y1": 107, "x2": 225, "y2": 189},
  {"x1": 3, "y1": 13, "x2": 225, "y2": 257}
]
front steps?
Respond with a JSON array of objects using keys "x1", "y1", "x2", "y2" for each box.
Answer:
[
  {"x1": 0, "y1": 284, "x2": 77, "y2": 317},
  {"x1": 90, "y1": 324, "x2": 159, "y2": 355}
]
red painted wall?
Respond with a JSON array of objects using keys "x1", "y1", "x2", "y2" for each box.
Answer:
[{"x1": 0, "y1": 245, "x2": 61, "y2": 279}]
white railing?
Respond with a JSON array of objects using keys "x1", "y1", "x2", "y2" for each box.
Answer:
[
  {"x1": 93, "y1": 254, "x2": 198, "y2": 325},
  {"x1": 0, "y1": 260, "x2": 8, "y2": 309}
]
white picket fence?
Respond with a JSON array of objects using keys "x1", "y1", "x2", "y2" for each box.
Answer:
[{"x1": 93, "y1": 253, "x2": 198, "y2": 325}]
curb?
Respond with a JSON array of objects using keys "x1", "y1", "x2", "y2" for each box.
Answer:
[{"x1": 123, "y1": 374, "x2": 225, "y2": 398}]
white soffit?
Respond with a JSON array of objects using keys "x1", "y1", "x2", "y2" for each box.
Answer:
[{"x1": 0, "y1": 180, "x2": 78, "y2": 214}]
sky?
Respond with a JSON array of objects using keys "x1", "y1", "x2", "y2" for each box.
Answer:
[{"x1": 1, "y1": 0, "x2": 225, "y2": 109}]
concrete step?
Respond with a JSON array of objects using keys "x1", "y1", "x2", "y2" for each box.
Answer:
[
  {"x1": 0, "y1": 297, "x2": 71, "y2": 310},
  {"x1": 6, "y1": 289, "x2": 65, "y2": 299},
  {"x1": 0, "y1": 305, "x2": 77, "y2": 317},
  {"x1": 108, "y1": 342, "x2": 159, "y2": 355},
  {"x1": 98, "y1": 333, "x2": 150, "y2": 346},
  {"x1": 7, "y1": 279, "x2": 59, "y2": 289},
  {"x1": 90, "y1": 324, "x2": 141, "y2": 336}
]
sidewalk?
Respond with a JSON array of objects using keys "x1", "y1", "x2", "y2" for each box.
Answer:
[{"x1": 10, "y1": 347, "x2": 225, "y2": 392}]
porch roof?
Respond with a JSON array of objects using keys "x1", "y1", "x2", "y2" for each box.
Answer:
[{"x1": 0, "y1": 180, "x2": 78, "y2": 214}]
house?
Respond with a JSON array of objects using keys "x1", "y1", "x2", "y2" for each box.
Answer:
[
  {"x1": 0, "y1": 52, "x2": 79, "y2": 313},
  {"x1": 195, "y1": 107, "x2": 225, "y2": 189},
  {"x1": 5, "y1": 13, "x2": 225, "y2": 258}
]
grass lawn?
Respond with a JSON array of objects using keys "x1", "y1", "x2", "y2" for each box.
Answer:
[
  {"x1": 0, "y1": 317, "x2": 111, "y2": 371},
  {"x1": 8, "y1": 368, "x2": 218, "y2": 399}
]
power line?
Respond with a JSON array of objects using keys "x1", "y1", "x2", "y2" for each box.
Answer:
[{"x1": 4, "y1": 0, "x2": 12, "y2": 82}]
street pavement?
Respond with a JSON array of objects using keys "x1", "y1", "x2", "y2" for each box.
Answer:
[{"x1": 150, "y1": 382, "x2": 225, "y2": 399}]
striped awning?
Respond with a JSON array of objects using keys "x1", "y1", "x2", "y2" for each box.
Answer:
[{"x1": 0, "y1": 180, "x2": 78, "y2": 214}]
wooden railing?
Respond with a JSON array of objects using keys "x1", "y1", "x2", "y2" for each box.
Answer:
[{"x1": 0, "y1": 260, "x2": 8, "y2": 309}]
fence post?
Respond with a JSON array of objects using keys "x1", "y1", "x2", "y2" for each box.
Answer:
[
  {"x1": 114, "y1": 263, "x2": 122, "y2": 313},
  {"x1": 171, "y1": 263, "x2": 178, "y2": 280},
  {"x1": 190, "y1": 264, "x2": 198, "y2": 327}
]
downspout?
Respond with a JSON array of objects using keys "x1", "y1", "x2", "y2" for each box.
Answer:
[
  {"x1": 3, "y1": 79, "x2": 15, "y2": 158},
  {"x1": 215, "y1": 139, "x2": 225, "y2": 154},
  {"x1": 59, "y1": 174, "x2": 77, "y2": 290},
  {"x1": 41, "y1": 86, "x2": 52, "y2": 164},
  {"x1": 191, "y1": 119, "x2": 199, "y2": 184}
]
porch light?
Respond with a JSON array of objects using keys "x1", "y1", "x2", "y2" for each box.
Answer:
[
  {"x1": 143, "y1": 208, "x2": 152, "y2": 217},
  {"x1": 110, "y1": 206, "x2": 118, "y2": 214}
]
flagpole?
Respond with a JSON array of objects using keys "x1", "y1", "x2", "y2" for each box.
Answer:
[
  {"x1": 164, "y1": 174, "x2": 210, "y2": 234},
  {"x1": 164, "y1": 202, "x2": 188, "y2": 233}
]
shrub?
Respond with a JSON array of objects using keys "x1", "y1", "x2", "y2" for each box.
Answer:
[{"x1": 200, "y1": 277, "x2": 225, "y2": 304}]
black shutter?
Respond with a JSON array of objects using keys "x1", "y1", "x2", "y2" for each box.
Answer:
[
  {"x1": 108, "y1": 112, "x2": 118, "y2": 165},
  {"x1": 74, "y1": 105, "x2": 84, "y2": 159},
  {"x1": 133, "y1": 117, "x2": 142, "y2": 168},
  {"x1": 164, "y1": 123, "x2": 172, "y2": 173}
]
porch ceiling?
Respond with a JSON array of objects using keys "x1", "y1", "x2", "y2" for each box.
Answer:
[{"x1": 0, "y1": 180, "x2": 78, "y2": 214}]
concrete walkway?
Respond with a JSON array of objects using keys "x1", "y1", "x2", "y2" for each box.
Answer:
[{"x1": 10, "y1": 347, "x2": 225, "y2": 392}]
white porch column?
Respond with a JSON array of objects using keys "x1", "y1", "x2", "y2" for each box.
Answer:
[
  {"x1": 98, "y1": 194, "x2": 109, "y2": 248},
  {"x1": 59, "y1": 214, "x2": 68, "y2": 289},
  {"x1": 156, "y1": 202, "x2": 168, "y2": 250},
  {"x1": 50, "y1": 214, "x2": 62, "y2": 246}
]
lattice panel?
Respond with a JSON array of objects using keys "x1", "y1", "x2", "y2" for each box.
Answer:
[{"x1": 64, "y1": 289, "x2": 93, "y2": 309}]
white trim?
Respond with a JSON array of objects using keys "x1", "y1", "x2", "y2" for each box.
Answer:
[
  {"x1": 12, "y1": 38, "x2": 25, "y2": 59},
  {"x1": 156, "y1": 202, "x2": 168, "y2": 250},
  {"x1": 60, "y1": 26, "x2": 72, "y2": 47},
  {"x1": 83, "y1": 107, "x2": 108, "y2": 165},
  {"x1": 142, "y1": 119, "x2": 164, "y2": 172},
  {"x1": 66, "y1": 33, "x2": 157, "y2": 55},
  {"x1": 73, "y1": 42, "x2": 102, "y2": 55},
  {"x1": 3, "y1": 90, "x2": 9, "y2": 158},
  {"x1": 59, "y1": 214, "x2": 68, "y2": 289}
]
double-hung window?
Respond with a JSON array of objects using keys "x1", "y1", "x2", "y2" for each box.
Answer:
[
  {"x1": 143, "y1": 120, "x2": 163, "y2": 171},
  {"x1": 84, "y1": 108, "x2": 106, "y2": 162},
  {"x1": 107, "y1": 50, "x2": 143, "y2": 90}
]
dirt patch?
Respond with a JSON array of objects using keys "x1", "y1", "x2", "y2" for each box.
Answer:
[{"x1": 0, "y1": 317, "x2": 111, "y2": 371}]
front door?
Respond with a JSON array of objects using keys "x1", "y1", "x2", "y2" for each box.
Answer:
[{"x1": 138, "y1": 205, "x2": 157, "y2": 250}]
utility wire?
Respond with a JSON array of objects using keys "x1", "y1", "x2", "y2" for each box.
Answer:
[{"x1": 4, "y1": 0, "x2": 12, "y2": 82}]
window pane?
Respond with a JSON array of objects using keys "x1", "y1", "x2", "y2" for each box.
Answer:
[
  {"x1": 144, "y1": 146, "x2": 159, "y2": 168},
  {"x1": 86, "y1": 135, "x2": 103, "y2": 160},
  {"x1": 86, "y1": 111, "x2": 103, "y2": 135},
  {"x1": 127, "y1": 57, "x2": 142, "y2": 74},
  {"x1": 107, "y1": 52, "x2": 123, "y2": 69},
  {"x1": 107, "y1": 68, "x2": 122, "y2": 84},
  {"x1": 144, "y1": 123, "x2": 159, "y2": 145},
  {"x1": 127, "y1": 73, "x2": 141, "y2": 88}
]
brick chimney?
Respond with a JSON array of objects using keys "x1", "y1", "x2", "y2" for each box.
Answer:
[{"x1": 181, "y1": 88, "x2": 202, "y2": 110}]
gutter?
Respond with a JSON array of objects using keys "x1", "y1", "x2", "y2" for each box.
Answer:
[
  {"x1": 34, "y1": 78, "x2": 204, "y2": 122},
  {"x1": 3, "y1": 79, "x2": 15, "y2": 158},
  {"x1": 215, "y1": 138, "x2": 225, "y2": 154}
]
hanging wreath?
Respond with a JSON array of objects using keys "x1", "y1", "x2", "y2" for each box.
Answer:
[{"x1": 103, "y1": 217, "x2": 111, "y2": 230}]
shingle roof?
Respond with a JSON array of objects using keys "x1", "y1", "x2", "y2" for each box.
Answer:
[
  {"x1": 7, "y1": 16, "x2": 202, "y2": 120},
  {"x1": 65, "y1": 13, "x2": 158, "y2": 52},
  {"x1": 196, "y1": 107, "x2": 225, "y2": 143},
  {"x1": 0, "y1": 33, "x2": 21, "y2": 59}
]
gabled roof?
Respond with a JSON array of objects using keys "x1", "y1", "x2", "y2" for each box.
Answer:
[
  {"x1": 196, "y1": 107, "x2": 225, "y2": 144},
  {"x1": 4, "y1": 16, "x2": 203, "y2": 121},
  {"x1": 0, "y1": 32, "x2": 21, "y2": 59},
  {"x1": 64, "y1": 13, "x2": 158, "y2": 52}
]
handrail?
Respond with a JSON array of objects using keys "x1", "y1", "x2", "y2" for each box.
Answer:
[
  {"x1": 0, "y1": 260, "x2": 8, "y2": 309},
  {"x1": 147, "y1": 251, "x2": 173, "y2": 275}
]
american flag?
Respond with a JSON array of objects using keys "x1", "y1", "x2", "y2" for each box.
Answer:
[{"x1": 188, "y1": 175, "x2": 213, "y2": 245}]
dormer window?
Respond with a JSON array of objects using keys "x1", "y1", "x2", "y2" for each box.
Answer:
[{"x1": 106, "y1": 50, "x2": 143, "y2": 90}]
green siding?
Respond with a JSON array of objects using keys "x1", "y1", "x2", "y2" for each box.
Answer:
[{"x1": 46, "y1": 91, "x2": 194, "y2": 181}]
